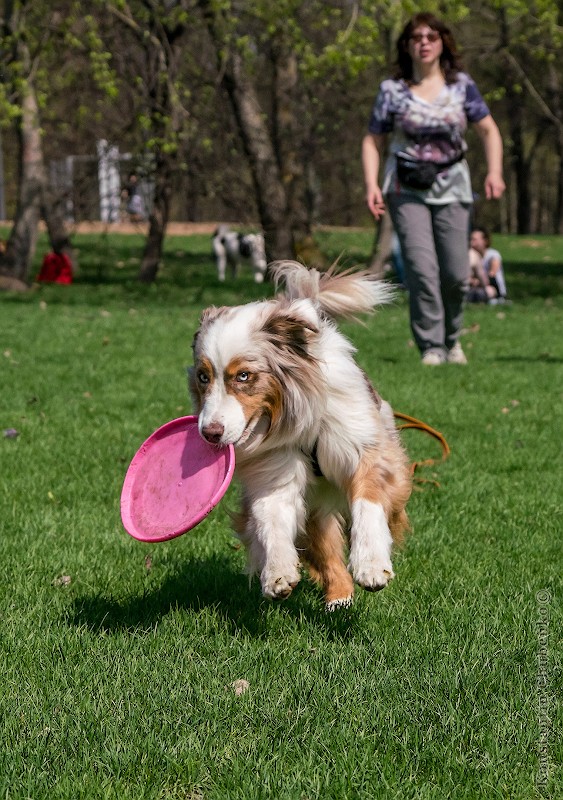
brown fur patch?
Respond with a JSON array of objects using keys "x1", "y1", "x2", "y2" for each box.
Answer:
[
  {"x1": 261, "y1": 308, "x2": 318, "y2": 361},
  {"x1": 223, "y1": 357, "x2": 285, "y2": 431},
  {"x1": 344, "y1": 445, "x2": 412, "y2": 544},
  {"x1": 188, "y1": 355, "x2": 218, "y2": 413},
  {"x1": 188, "y1": 355, "x2": 216, "y2": 408},
  {"x1": 301, "y1": 513, "x2": 354, "y2": 605}
]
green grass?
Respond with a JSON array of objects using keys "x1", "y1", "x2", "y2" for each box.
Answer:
[{"x1": 1, "y1": 229, "x2": 561, "y2": 799}]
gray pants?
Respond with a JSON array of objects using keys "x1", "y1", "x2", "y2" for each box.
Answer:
[{"x1": 386, "y1": 195, "x2": 470, "y2": 355}]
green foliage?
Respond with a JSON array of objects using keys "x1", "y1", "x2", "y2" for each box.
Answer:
[
  {"x1": 0, "y1": 84, "x2": 22, "y2": 127},
  {"x1": 83, "y1": 18, "x2": 119, "y2": 98},
  {"x1": 0, "y1": 0, "x2": 120, "y2": 132},
  {"x1": 489, "y1": 0, "x2": 561, "y2": 54}
]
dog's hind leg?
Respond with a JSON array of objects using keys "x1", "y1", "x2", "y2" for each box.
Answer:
[
  {"x1": 303, "y1": 512, "x2": 354, "y2": 610},
  {"x1": 225, "y1": 255, "x2": 239, "y2": 280},
  {"x1": 251, "y1": 253, "x2": 266, "y2": 284}
]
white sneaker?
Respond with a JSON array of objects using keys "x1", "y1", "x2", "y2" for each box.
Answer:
[
  {"x1": 421, "y1": 350, "x2": 445, "y2": 366},
  {"x1": 447, "y1": 342, "x2": 467, "y2": 364}
]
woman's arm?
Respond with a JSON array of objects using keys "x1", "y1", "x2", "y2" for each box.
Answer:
[
  {"x1": 472, "y1": 115, "x2": 506, "y2": 200},
  {"x1": 487, "y1": 254, "x2": 502, "y2": 279},
  {"x1": 362, "y1": 133, "x2": 387, "y2": 219}
]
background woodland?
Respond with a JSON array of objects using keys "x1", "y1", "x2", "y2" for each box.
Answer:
[{"x1": 1, "y1": 0, "x2": 562, "y2": 283}]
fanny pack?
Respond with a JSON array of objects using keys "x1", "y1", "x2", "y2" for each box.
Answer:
[{"x1": 396, "y1": 152, "x2": 464, "y2": 190}]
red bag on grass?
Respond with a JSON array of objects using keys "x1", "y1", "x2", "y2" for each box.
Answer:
[{"x1": 37, "y1": 252, "x2": 73, "y2": 284}]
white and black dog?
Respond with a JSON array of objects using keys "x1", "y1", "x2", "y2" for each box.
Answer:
[
  {"x1": 212, "y1": 224, "x2": 267, "y2": 283},
  {"x1": 189, "y1": 261, "x2": 412, "y2": 610}
]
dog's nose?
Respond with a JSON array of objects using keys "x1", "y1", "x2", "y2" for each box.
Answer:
[{"x1": 201, "y1": 422, "x2": 225, "y2": 445}]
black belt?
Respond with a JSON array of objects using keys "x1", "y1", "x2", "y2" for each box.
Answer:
[{"x1": 302, "y1": 442, "x2": 323, "y2": 477}]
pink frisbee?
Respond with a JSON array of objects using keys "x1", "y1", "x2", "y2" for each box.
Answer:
[{"x1": 120, "y1": 415, "x2": 235, "y2": 542}]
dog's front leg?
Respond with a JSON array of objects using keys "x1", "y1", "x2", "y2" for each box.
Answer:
[
  {"x1": 348, "y1": 498, "x2": 395, "y2": 592},
  {"x1": 244, "y1": 479, "x2": 305, "y2": 601},
  {"x1": 215, "y1": 250, "x2": 227, "y2": 281},
  {"x1": 255, "y1": 494, "x2": 303, "y2": 600}
]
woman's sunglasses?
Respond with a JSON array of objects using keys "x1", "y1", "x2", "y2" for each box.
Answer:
[{"x1": 410, "y1": 31, "x2": 441, "y2": 44}]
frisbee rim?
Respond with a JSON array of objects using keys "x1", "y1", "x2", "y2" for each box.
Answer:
[{"x1": 120, "y1": 415, "x2": 235, "y2": 542}]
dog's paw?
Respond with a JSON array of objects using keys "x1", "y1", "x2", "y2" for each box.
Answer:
[
  {"x1": 350, "y1": 561, "x2": 395, "y2": 592},
  {"x1": 325, "y1": 596, "x2": 353, "y2": 612},
  {"x1": 261, "y1": 565, "x2": 301, "y2": 600}
]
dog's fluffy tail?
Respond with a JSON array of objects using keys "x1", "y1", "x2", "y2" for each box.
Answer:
[{"x1": 271, "y1": 260, "x2": 395, "y2": 320}]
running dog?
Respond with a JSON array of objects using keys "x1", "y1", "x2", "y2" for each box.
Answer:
[
  {"x1": 212, "y1": 225, "x2": 267, "y2": 283},
  {"x1": 188, "y1": 261, "x2": 412, "y2": 610}
]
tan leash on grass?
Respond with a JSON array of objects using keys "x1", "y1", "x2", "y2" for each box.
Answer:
[{"x1": 394, "y1": 411, "x2": 451, "y2": 487}]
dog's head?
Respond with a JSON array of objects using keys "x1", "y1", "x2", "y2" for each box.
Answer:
[
  {"x1": 212, "y1": 224, "x2": 230, "y2": 240},
  {"x1": 188, "y1": 299, "x2": 323, "y2": 450}
]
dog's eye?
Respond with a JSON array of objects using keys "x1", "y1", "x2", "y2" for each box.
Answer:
[
  {"x1": 198, "y1": 371, "x2": 210, "y2": 384},
  {"x1": 236, "y1": 371, "x2": 250, "y2": 382}
]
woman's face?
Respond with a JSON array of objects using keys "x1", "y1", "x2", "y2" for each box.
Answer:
[
  {"x1": 470, "y1": 230, "x2": 487, "y2": 255},
  {"x1": 407, "y1": 26, "x2": 443, "y2": 65}
]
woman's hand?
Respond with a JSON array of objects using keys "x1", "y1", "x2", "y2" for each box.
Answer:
[
  {"x1": 484, "y1": 173, "x2": 506, "y2": 200},
  {"x1": 366, "y1": 186, "x2": 386, "y2": 219},
  {"x1": 473, "y1": 116, "x2": 506, "y2": 201}
]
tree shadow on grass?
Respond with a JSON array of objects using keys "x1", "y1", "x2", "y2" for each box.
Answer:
[
  {"x1": 504, "y1": 261, "x2": 563, "y2": 300},
  {"x1": 491, "y1": 354, "x2": 563, "y2": 364},
  {"x1": 66, "y1": 555, "x2": 363, "y2": 641}
]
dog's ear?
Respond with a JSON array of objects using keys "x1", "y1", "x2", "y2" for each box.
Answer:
[
  {"x1": 195, "y1": 306, "x2": 229, "y2": 340},
  {"x1": 192, "y1": 305, "x2": 230, "y2": 355},
  {"x1": 200, "y1": 305, "x2": 229, "y2": 325},
  {"x1": 261, "y1": 308, "x2": 319, "y2": 361}
]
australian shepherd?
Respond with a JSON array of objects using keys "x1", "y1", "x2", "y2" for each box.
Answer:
[{"x1": 188, "y1": 262, "x2": 412, "y2": 610}]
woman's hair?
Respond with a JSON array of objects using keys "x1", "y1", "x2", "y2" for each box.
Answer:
[
  {"x1": 471, "y1": 226, "x2": 491, "y2": 245},
  {"x1": 394, "y1": 12, "x2": 464, "y2": 84}
]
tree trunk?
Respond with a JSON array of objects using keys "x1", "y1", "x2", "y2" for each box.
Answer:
[
  {"x1": 554, "y1": 132, "x2": 563, "y2": 235},
  {"x1": 138, "y1": 158, "x2": 173, "y2": 283},
  {"x1": 199, "y1": 1, "x2": 322, "y2": 264},
  {"x1": 107, "y1": 9, "x2": 188, "y2": 284},
  {"x1": 272, "y1": 38, "x2": 310, "y2": 242},
  {"x1": 547, "y1": 63, "x2": 563, "y2": 234},
  {"x1": 222, "y1": 49, "x2": 292, "y2": 262},
  {"x1": 41, "y1": 191, "x2": 75, "y2": 271},
  {"x1": 508, "y1": 100, "x2": 532, "y2": 234},
  {"x1": 0, "y1": 89, "x2": 43, "y2": 283},
  {"x1": 0, "y1": 57, "x2": 74, "y2": 287},
  {"x1": 271, "y1": 36, "x2": 325, "y2": 269}
]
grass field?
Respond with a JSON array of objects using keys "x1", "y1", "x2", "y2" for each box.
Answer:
[{"x1": 1, "y1": 228, "x2": 561, "y2": 799}]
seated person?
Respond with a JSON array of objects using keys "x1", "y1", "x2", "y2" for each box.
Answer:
[
  {"x1": 469, "y1": 226, "x2": 508, "y2": 303},
  {"x1": 466, "y1": 246, "x2": 496, "y2": 303},
  {"x1": 122, "y1": 173, "x2": 146, "y2": 222}
]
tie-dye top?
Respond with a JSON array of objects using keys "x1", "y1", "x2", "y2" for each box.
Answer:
[{"x1": 368, "y1": 73, "x2": 490, "y2": 203}]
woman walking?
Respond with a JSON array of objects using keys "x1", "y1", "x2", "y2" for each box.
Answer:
[{"x1": 362, "y1": 11, "x2": 505, "y2": 365}]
